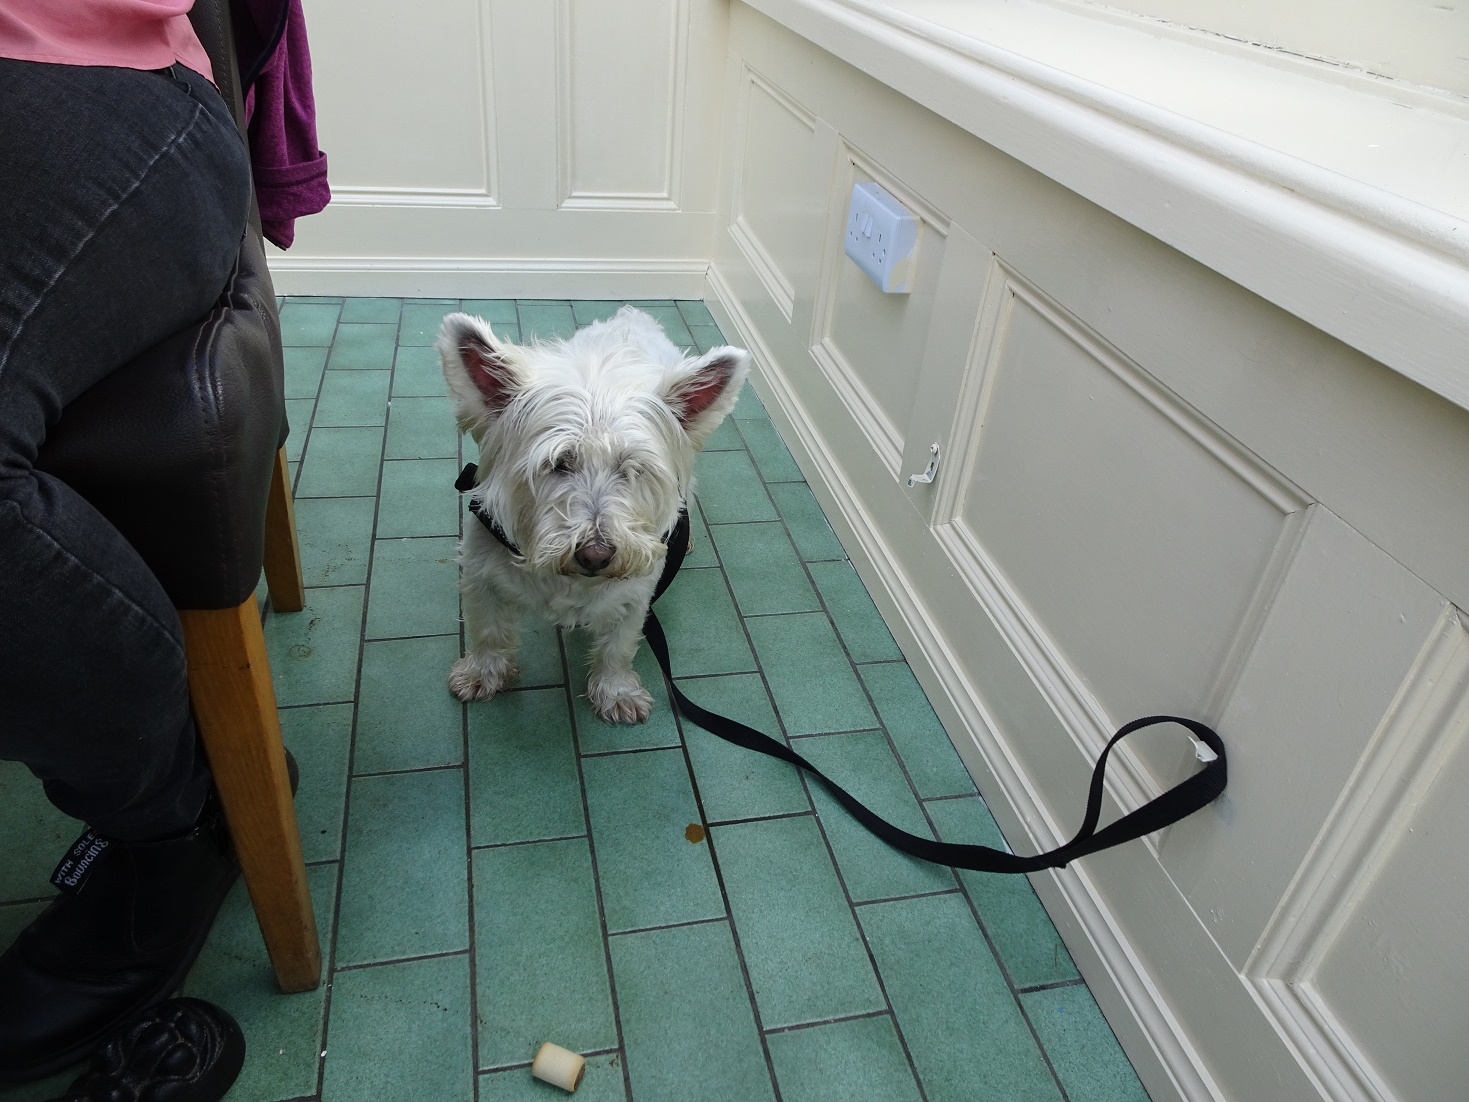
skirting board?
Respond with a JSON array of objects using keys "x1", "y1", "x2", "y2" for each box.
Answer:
[
  {"x1": 264, "y1": 255, "x2": 712, "y2": 300},
  {"x1": 704, "y1": 261, "x2": 1223, "y2": 1102}
]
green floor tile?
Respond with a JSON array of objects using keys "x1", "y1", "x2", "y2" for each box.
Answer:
[
  {"x1": 480, "y1": 1053, "x2": 627, "y2": 1101},
  {"x1": 295, "y1": 426, "x2": 385, "y2": 498},
  {"x1": 294, "y1": 496, "x2": 376, "y2": 586},
  {"x1": 400, "y1": 301, "x2": 461, "y2": 346},
  {"x1": 677, "y1": 301, "x2": 717, "y2": 328},
  {"x1": 767, "y1": 1015, "x2": 923, "y2": 1102},
  {"x1": 746, "y1": 613, "x2": 876, "y2": 735},
  {"x1": 386, "y1": 394, "x2": 460, "y2": 460},
  {"x1": 364, "y1": 535, "x2": 460, "y2": 640},
  {"x1": 630, "y1": 304, "x2": 693, "y2": 348},
  {"x1": 517, "y1": 303, "x2": 577, "y2": 342},
  {"x1": 335, "y1": 769, "x2": 468, "y2": 966},
  {"x1": 315, "y1": 369, "x2": 391, "y2": 428},
  {"x1": 502, "y1": 615, "x2": 567, "y2": 689},
  {"x1": 279, "y1": 703, "x2": 353, "y2": 862},
  {"x1": 283, "y1": 345, "x2": 329, "y2": 399},
  {"x1": 925, "y1": 796, "x2": 1078, "y2": 988},
  {"x1": 654, "y1": 567, "x2": 756, "y2": 678},
  {"x1": 859, "y1": 893, "x2": 1062, "y2": 1102},
  {"x1": 582, "y1": 749, "x2": 724, "y2": 933},
  {"x1": 393, "y1": 344, "x2": 450, "y2": 397},
  {"x1": 798, "y1": 730, "x2": 956, "y2": 902},
  {"x1": 732, "y1": 382, "x2": 769, "y2": 420},
  {"x1": 376, "y1": 458, "x2": 462, "y2": 539},
  {"x1": 460, "y1": 299, "x2": 520, "y2": 324},
  {"x1": 570, "y1": 300, "x2": 624, "y2": 325},
  {"x1": 0, "y1": 760, "x2": 81, "y2": 904},
  {"x1": 355, "y1": 635, "x2": 465, "y2": 773},
  {"x1": 688, "y1": 324, "x2": 726, "y2": 355},
  {"x1": 567, "y1": 634, "x2": 680, "y2": 755},
  {"x1": 768, "y1": 482, "x2": 845, "y2": 562},
  {"x1": 182, "y1": 862, "x2": 338, "y2": 1102},
  {"x1": 609, "y1": 920, "x2": 776, "y2": 1102},
  {"x1": 340, "y1": 297, "x2": 402, "y2": 324},
  {"x1": 321, "y1": 953, "x2": 474, "y2": 1102},
  {"x1": 327, "y1": 323, "x2": 398, "y2": 371},
  {"x1": 700, "y1": 416, "x2": 744, "y2": 451},
  {"x1": 681, "y1": 498, "x2": 717, "y2": 568},
  {"x1": 468, "y1": 687, "x2": 584, "y2": 846},
  {"x1": 808, "y1": 560, "x2": 902, "y2": 662},
  {"x1": 1022, "y1": 984, "x2": 1150, "y2": 1102},
  {"x1": 473, "y1": 839, "x2": 617, "y2": 1068},
  {"x1": 692, "y1": 450, "x2": 776, "y2": 524},
  {"x1": 858, "y1": 663, "x2": 975, "y2": 798},
  {"x1": 279, "y1": 301, "x2": 341, "y2": 346},
  {"x1": 712, "y1": 815, "x2": 883, "y2": 1028},
  {"x1": 676, "y1": 672, "x2": 810, "y2": 824},
  {"x1": 737, "y1": 418, "x2": 803, "y2": 482},
  {"x1": 264, "y1": 586, "x2": 365, "y2": 707},
  {"x1": 709, "y1": 522, "x2": 820, "y2": 616},
  {"x1": 283, "y1": 398, "x2": 314, "y2": 460}
]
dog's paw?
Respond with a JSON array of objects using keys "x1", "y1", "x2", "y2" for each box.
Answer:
[
  {"x1": 588, "y1": 671, "x2": 654, "y2": 725},
  {"x1": 448, "y1": 653, "x2": 520, "y2": 702}
]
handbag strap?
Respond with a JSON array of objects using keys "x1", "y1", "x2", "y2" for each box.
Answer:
[{"x1": 641, "y1": 528, "x2": 1226, "y2": 871}]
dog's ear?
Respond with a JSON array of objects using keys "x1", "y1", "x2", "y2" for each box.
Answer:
[
  {"x1": 437, "y1": 313, "x2": 523, "y2": 431},
  {"x1": 663, "y1": 346, "x2": 750, "y2": 445}
]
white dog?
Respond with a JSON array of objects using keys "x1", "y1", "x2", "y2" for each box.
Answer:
[{"x1": 437, "y1": 306, "x2": 749, "y2": 723}]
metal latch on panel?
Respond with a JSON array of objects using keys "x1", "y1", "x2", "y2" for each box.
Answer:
[
  {"x1": 907, "y1": 442, "x2": 940, "y2": 488},
  {"x1": 845, "y1": 182, "x2": 921, "y2": 294}
]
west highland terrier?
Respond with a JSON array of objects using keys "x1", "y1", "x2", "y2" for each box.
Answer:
[{"x1": 437, "y1": 306, "x2": 750, "y2": 723}]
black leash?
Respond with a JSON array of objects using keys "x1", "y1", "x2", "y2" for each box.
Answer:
[{"x1": 457, "y1": 465, "x2": 1228, "y2": 873}]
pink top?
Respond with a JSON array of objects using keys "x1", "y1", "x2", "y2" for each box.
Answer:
[{"x1": 0, "y1": 0, "x2": 213, "y2": 84}]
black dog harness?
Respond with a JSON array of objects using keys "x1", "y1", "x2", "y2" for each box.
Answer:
[
  {"x1": 456, "y1": 464, "x2": 1226, "y2": 874},
  {"x1": 456, "y1": 463, "x2": 690, "y2": 585}
]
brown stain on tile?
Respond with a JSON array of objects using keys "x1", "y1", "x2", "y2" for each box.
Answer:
[{"x1": 684, "y1": 823, "x2": 706, "y2": 844}]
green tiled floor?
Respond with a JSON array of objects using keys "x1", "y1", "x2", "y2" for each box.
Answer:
[{"x1": 0, "y1": 298, "x2": 1148, "y2": 1102}]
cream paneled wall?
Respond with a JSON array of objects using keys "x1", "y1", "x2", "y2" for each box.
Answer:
[
  {"x1": 269, "y1": 0, "x2": 729, "y2": 296},
  {"x1": 706, "y1": 5, "x2": 1469, "y2": 1102}
]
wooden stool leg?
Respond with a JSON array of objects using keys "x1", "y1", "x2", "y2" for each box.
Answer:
[
  {"x1": 180, "y1": 598, "x2": 321, "y2": 993},
  {"x1": 263, "y1": 446, "x2": 305, "y2": 613}
]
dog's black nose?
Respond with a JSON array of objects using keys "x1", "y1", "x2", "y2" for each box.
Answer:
[{"x1": 575, "y1": 541, "x2": 616, "y2": 574}]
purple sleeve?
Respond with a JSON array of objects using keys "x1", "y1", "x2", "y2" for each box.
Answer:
[{"x1": 244, "y1": 0, "x2": 329, "y2": 249}]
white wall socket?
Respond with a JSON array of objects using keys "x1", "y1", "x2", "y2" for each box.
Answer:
[{"x1": 844, "y1": 181, "x2": 920, "y2": 294}]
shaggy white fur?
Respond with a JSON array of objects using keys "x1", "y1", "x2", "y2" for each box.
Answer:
[{"x1": 438, "y1": 306, "x2": 749, "y2": 723}]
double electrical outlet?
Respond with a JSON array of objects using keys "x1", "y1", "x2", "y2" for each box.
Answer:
[{"x1": 844, "y1": 181, "x2": 920, "y2": 294}]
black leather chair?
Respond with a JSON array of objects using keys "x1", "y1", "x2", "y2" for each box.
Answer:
[{"x1": 33, "y1": 0, "x2": 321, "y2": 995}]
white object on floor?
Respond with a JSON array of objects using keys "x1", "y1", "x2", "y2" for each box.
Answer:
[{"x1": 531, "y1": 1041, "x2": 587, "y2": 1092}]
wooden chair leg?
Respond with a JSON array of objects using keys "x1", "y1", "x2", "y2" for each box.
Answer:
[
  {"x1": 180, "y1": 598, "x2": 321, "y2": 994},
  {"x1": 263, "y1": 446, "x2": 305, "y2": 613}
]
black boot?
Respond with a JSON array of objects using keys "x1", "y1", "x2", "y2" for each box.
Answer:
[
  {"x1": 50, "y1": 998, "x2": 246, "y2": 1102},
  {"x1": 0, "y1": 806, "x2": 238, "y2": 1084}
]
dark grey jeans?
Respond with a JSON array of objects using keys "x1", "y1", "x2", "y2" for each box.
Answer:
[{"x1": 0, "y1": 59, "x2": 252, "y2": 841}]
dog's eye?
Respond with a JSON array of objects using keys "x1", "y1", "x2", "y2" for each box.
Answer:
[{"x1": 552, "y1": 453, "x2": 576, "y2": 475}]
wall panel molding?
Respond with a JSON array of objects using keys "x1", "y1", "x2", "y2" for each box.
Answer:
[{"x1": 1247, "y1": 608, "x2": 1469, "y2": 1102}]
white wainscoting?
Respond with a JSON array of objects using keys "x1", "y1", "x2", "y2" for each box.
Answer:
[
  {"x1": 270, "y1": 0, "x2": 730, "y2": 297},
  {"x1": 705, "y1": 5, "x2": 1469, "y2": 1100}
]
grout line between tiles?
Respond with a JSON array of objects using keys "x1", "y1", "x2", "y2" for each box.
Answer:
[
  {"x1": 306, "y1": 298, "x2": 396, "y2": 1101},
  {"x1": 1017, "y1": 977, "x2": 1088, "y2": 994},
  {"x1": 604, "y1": 914, "x2": 730, "y2": 939},
  {"x1": 759, "y1": 1008, "x2": 893, "y2": 1038},
  {"x1": 332, "y1": 947, "x2": 469, "y2": 975},
  {"x1": 850, "y1": 887, "x2": 963, "y2": 908},
  {"x1": 558, "y1": 623, "x2": 635, "y2": 1101},
  {"x1": 469, "y1": 833, "x2": 588, "y2": 852}
]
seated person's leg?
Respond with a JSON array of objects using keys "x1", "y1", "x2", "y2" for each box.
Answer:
[{"x1": 0, "y1": 58, "x2": 251, "y2": 1083}]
